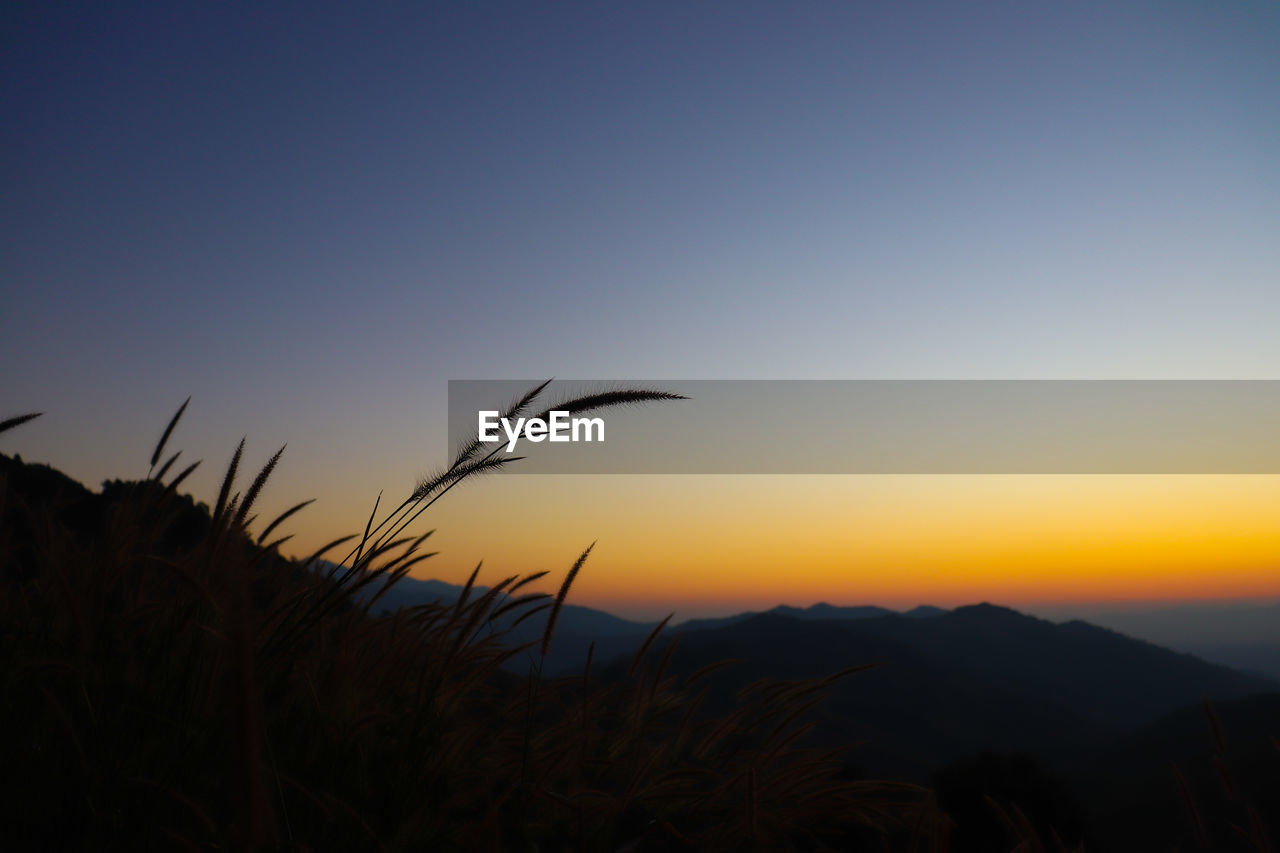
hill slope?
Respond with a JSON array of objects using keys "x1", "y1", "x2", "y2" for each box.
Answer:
[{"x1": 626, "y1": 608, "x2": 1277, "y2": 780}]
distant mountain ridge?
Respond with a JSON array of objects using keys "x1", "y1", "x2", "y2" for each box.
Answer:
[
  {"x1": 8, "y1": 452, "x2": 1268, "y2": 782},
  {"x1": 326, "y1": 563, "x2": 1280, "y2": 842},
  {"x1": 632, "y1": 606, "x2": 1278, "y2": 780},
  {"x1": 674, "y1": 601, "x2": 949, "y2": 634},
  {"x1": 832, "y1": 603, "x2": 1276, "y2": 728},
  {"x1": 348, "y1": 575, "x2": 1278, "y2": 781},
  {"x1": 352, "y1": 573, "x2": 960, "y2": 673},
  {"x1": 354, "y1": 578, "x2": 1276, "y2": 741},
  {"x1": 6, "y1": 454, "x2": 1277, "y2": 849},
  {"x1": 1035, "y1": 601, "x2": 1280, "y2": 680}
]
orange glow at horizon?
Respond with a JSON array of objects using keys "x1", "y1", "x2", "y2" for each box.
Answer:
[{"x1": 284, "y1": 474, "x2": 1280, "y2": 617}]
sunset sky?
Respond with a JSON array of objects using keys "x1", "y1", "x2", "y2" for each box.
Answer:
[{"x1": 4, "y1": 1, "x2": 1279, "y2": 619}]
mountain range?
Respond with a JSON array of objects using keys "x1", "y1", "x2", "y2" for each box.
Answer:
[
  {"x1": 360, "y1": 574, "x2": 1280, "y2": 850},
  {"x1": 1034, "y1": 600, "x2": 1280, "y2": 680},
  {"x1": 359, "y1": 574, "x2": 1276, "y2": 767},
  {"x1": 5, "y1": 452, "x2": 1274, "y2": 851}
]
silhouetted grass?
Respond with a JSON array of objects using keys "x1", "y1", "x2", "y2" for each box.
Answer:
[
  {"x1": 1170, "y1": 698, "x2": 1275, "y2": 853},
  {"x1": 5, "y1": 390, "x2": 1270, "y2": 851},
  {"x1": 0, "y1": 390, "x2": 921, "y2": 851}
]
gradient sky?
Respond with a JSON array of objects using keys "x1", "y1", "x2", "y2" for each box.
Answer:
[{"x1": 4, "y1": 1, "x2": 1279, "y2": 619}]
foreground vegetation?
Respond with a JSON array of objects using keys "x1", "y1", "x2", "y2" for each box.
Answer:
[
  {"x1": 1, "y1": 390, "x2": 1272, "y2": 851},
  {"x1": 0, "y1": 391, "x2": 932, "y2": 851}
]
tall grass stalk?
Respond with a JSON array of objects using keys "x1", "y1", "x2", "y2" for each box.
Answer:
[{"x1": 1, "y1": 388, "x2": 929, "y2": 850}]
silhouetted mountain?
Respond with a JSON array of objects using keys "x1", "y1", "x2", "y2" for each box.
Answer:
[
  {"x1": 6, "y1": 454, "x2": 1276, "y2": 849},
  {"x1": 359, "y1": 582, "x2": 944, "y2": 674},
  {"x1": 619, "y1": 612, "x2": 1106, "y2": 779},
  {"x1": 1, "y1": 453, "x2": 213, "y2": 574},
  {"x1": 903, "y1": 604, "x2": 948, "y2": 618},
  {"x1": 669, "y1": 612, "x2": 756, "y2": 632},
  {"x1": 841, "y1": 603, "x2": 1275, "y2": 729},
  {"x1": 1037, "y1": 601, "x2": 1280, "y2": 680},
  {"x1": 771, "y1": 602, "x2": 894, "y2": 620},
  {"x1": 361, "y1": 579, "x2": 1276, "y2": 739},
  {"x1": 617, "y1": 607, "x2": 1277, "y2": 781},
  {"x1": 672, "y1": 602, "x2": 950, "y2": 633}
]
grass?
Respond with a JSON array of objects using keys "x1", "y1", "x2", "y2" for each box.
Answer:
[
  {"x1": 0, "y1": 387, "x2": 922, "y2": 851},
  {"x1": 3, "y1": 387, "x2": 1271, "y2": 851},
  {"x1": 1171, "y1": 698, "x2": 1275, "y2": 853}
]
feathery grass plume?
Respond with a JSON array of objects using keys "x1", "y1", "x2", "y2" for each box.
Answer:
[
  {"x1": 347, "y1": 382, "x2": 681, "y2": 570},
  {"x1": 530, "y1": 386, "x2": 688, "y2": 423},
  {"x1": 629, "y1": 613, "x2": 673, "y2": 675},
  {"x1": 1173, "y1": 763, "x2": 1210, "y2": 849},
  {"x1": 223, "y1": 492, "x2": 241, "y2": 524},
  {"x1": 491, "y1": 592, "x2": 551, "y2": 623},
  {"x1": 260, "y1": 534, "x2": 359, "y2": 646},
  {"x1": 410, "y1": 451, "x2": 524, "y2": 503},
  {"x1": 506, "y1": 569, "x2": 550, "y2": 595},
  {"x1": 296, "y1": 534, "x2": 357, "y2": 571},
  {"x1": 510, "y1": 601, "x2": 553, "y2": 631},
  {"x1": 361, "y1": 552, "x2": 436, "y2": 613},
  {"x1": 0, "y1": 411, "x2": 42, "y2": 435},
  {"x1": 452, "y1": 562, "x2": 483, "y2": 620},
  {"x1": 341, "y1": 453, "x2": 521, "y2": 575},
  {"x1": 644, "y1": 631, "x2": 681, "y2": 702},
  {"x1": 356, "y1": 380, "x2": 555, "y2": 558},
  {"x1": 257, "y1": 499, "x2": 315, "y2": 545},
  {"x1": 541, "y1": 543, "x2": 593, "y2": 657},
  {"x1": 149, "y1": 397, "x2": 190, "y2": 474},
  {"x1": 152, "y1": 450, "x2": 182, "y2": 483},
  {"x1": 351, "y1": 491, "x2": 382, "y2": 570},
  {"x1": 384, "y1": 546, "x2": 440, "y2": 580},
  {"x1": 234, "y1": 444, "x2": 285, "y2": 527},
  {"x1": 161, "y1": 460, "x2": 202, "y2": 497},
  {"x1": 2, "y1": 393, "x2": 946, "y2": 849},
  {"x1": 418, "y1": 383, "x2": 681, "y2": 507},
  {"x1": 213, "y1": 438, "x2": 246, "y2": 525},
  {"x1": 371, "y1": 529, "x2": 435, "y2": 576},
  {"x1": 259, "y1": 534, "x2": 292, "y2": 553},
  {"x1": 449, "y1": 377, "x2": 554, "y2": 472},
  {"x1": 446, "y1": 576, "x2": 520, "y2": 664},
  {"x1": 335, "y1": 536, "x2": 415, "y2": 592},
  {"x1": 372, "y1": 453, "x2": 523, "y2": 556}
]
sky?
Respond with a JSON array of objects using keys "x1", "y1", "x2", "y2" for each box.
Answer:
[{"x1": 4, "y1": 1, "x2": 1280, "y2": 620}]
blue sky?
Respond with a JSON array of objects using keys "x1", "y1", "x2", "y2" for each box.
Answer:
[{"x1": 4, "y1": 2, "x2": 1280, "y2": 607}]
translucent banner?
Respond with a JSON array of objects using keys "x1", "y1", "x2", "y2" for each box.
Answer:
[{"x1": 447, "y1": 380, "x2": 1280, "y2": 473}]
